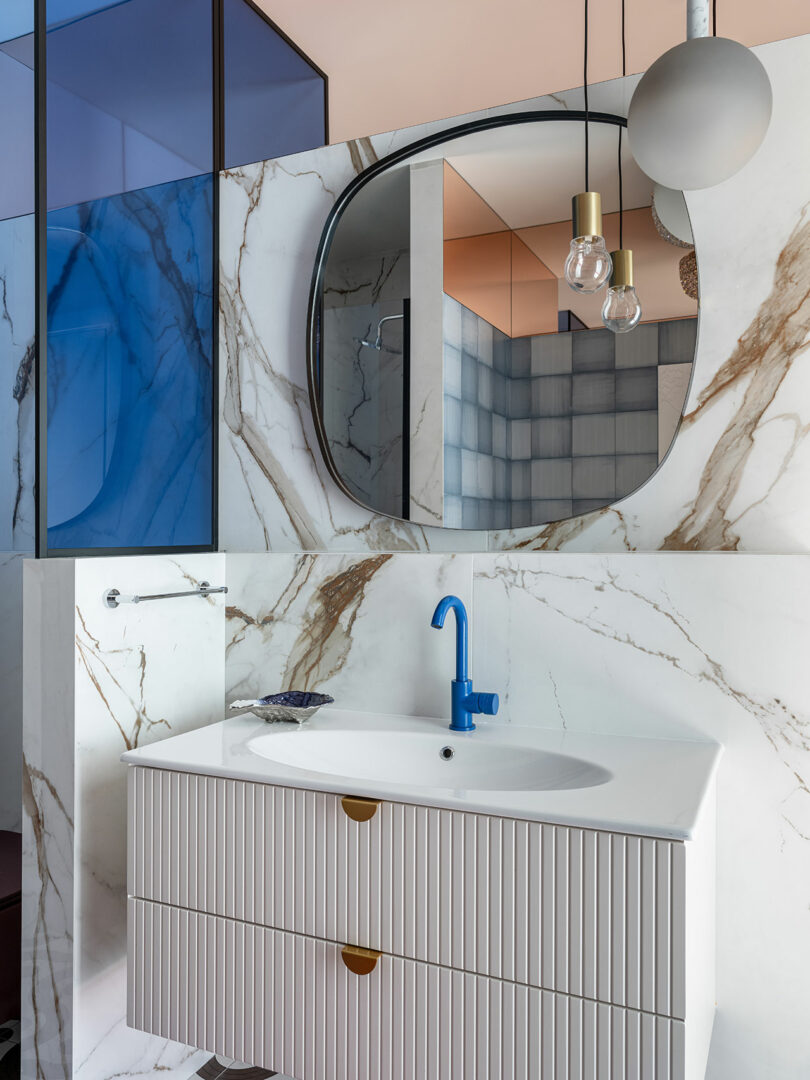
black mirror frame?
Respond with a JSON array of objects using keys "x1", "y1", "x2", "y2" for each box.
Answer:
[{"x1": 306, "y1": 109, "x2": 629, "y2": 524}]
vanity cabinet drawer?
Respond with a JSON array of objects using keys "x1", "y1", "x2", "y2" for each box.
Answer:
[
  {"x1": 128, "y1": 766, "x2": 686, "y2": 1018},
  {"x1": 129, "y1": 897, "x2": 685, "y2": 1080}
]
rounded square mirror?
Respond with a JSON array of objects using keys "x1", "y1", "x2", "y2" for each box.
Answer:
[{"x1": 308, "y1": 112, "x2": 697, "y2": 531}]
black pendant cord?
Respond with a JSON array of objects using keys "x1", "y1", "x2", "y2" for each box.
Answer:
[
  {"x1": 618, "y1": 0, "x2": 626, "y2": 249},
  {"x1": 713, "y1": 0, "x2": 718, "y2": 36},
  {"x1": 583, "y1": 0, "x2": 589, "y2": 191}
]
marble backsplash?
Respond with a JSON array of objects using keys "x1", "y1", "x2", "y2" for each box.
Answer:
[
  {"x1": 219, "y1": 35, "x2": 810, "y2": 555},
  {"x1": 225, "y1": 552, "x2": 472, "y2": 719}
]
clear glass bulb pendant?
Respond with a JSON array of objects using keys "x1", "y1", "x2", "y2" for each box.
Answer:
[
  {"x1": 601, "y1": 284, "x2": 642, "y2": 333},
  {"x1": 564, "y1": 235, "x2": 612, "y2": 293}
]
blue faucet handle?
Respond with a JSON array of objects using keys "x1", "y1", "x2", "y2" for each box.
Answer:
[{"x1": 469, "y1": 691, "x2": 499, "y2": 716}]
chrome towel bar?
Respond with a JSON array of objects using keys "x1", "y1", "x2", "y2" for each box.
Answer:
[{"x1": 104, "y1": 582, "x2": 227, "y2": 609}]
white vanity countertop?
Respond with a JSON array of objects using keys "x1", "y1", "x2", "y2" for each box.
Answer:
[{"x1": 121, "y1": 710, "x2": 722, "y2": 841}]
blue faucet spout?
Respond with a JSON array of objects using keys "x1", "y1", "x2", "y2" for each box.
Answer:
[
  {"x1": 431, "y1": 595, "x2": 499, "y2": 732},
  {"x1": 430, "y1": 595, "x2": 469, "y2": 682}
]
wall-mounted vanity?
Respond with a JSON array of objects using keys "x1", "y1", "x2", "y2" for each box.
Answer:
[{"x1": 124, "y1": 711, "x2": 719, "y2": 1079}]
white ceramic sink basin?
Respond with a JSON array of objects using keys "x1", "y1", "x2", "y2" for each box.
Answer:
[
  {"x1": 248, "y1": 728, "x2": 611, "y2": 791},
  {"x1": 122, "y1": 710, "x2": 723, "y2": 837}
]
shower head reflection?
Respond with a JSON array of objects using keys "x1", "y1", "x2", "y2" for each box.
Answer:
[{"x1": 357, "y1": 312, "x2": 404, "y2": 351}]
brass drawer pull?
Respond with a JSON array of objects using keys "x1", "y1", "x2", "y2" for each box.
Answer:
[
  {"x1": 341, "y1": 795, "x2": 380, "y2": 822},
  {"x1": 341, "y1": 945, "x2": 382, "y2": 975}
]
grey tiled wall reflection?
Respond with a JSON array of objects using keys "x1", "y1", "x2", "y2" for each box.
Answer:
[
  {"x1": 441, "y1": 294, "x2": 696, "y2": 529},
  {"x1": 443, "y1": 296, "x2": 511, "y2": 529}
]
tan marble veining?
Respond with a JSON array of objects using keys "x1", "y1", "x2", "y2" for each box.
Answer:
[
  {"x1": 662, "y1": 207, "x2": 810, "y2": 549},
  {"x1": 226, "y1": 554, "x2": 393, "y2": 694},
  {"x1": 346, "y1": 136, "x2": 378, "y2": 174},
  {"x1": 283, "y1": 554, "x2": 393, "y2": 687},
  {"x1": 75, "y1": 608, "x2": 170, "y2": 752},
  {"x1": 497, "y1": 505, "x2": 635, "y2": 552},
  {"x1": 22, "y1": 755, "x2": 72, "y2": 1080}
]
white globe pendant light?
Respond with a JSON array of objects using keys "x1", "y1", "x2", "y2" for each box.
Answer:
[{"x1": 627, "y1": 0, "x2": 772, "y2": 191}]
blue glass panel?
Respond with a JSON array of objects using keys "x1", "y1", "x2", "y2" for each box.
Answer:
[
  {"x1": 224, "y1": 0, "x2": 326, "y2": 169},
  {"x1": 0, "y1": 0, "x2": 34, "y2": 222},
  {"x1": 46, "y1": 174, "x2": 214, "y2": 550},
  {"x1": 45, "y1": 0, "x2": 131, "y2": 28},
  {"x1": 40, "y1": 0, "x2": 212, "y2": 209},
  {"x1": 0, "y1": 0, "x2": 33, "y2": 43}
]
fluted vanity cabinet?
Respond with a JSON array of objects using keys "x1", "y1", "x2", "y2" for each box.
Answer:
[{"x1": 126, "y1": 763, "x2": 717, "y2": 1080}]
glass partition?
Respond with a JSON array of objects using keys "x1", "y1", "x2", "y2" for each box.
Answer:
[
  {"x1": 28, "y1": 0, "x2": 326, "y2": 553},
  {"x1": 41, "y1": 0, "x2": 214, "y2": 551}
]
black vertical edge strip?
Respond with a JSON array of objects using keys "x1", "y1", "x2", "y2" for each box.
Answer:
[
  {"x1": 34, "y1": 0, "x2": 48, "y2": 557},
  {"x1": 211, "y1": 0, "x2": 224, "y2": 551},
  {"x1": 401, "y1": 297, "x2": 411, "y2": 521},
  {"x1": 321, "y1": 59, "x2": 329, "y2": 145}
]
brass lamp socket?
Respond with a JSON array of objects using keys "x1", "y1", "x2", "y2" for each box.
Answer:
[
  {"x1": 572, "y1": 191, "x2": 603, "y2": 240},
  {"x1": 610, "y1": 249, "x2": 634, "y2": 289}
]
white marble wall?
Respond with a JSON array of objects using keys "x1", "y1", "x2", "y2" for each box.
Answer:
[
  {"x1": 22, "y1": 555, "x2": 226, "y2": 1080},
  {"x1": 219, "y1": 36, "x2": 810, "y2": 555},
  {"x1": 224, "y1": 549, "x2": 810, "y2": 1080}
]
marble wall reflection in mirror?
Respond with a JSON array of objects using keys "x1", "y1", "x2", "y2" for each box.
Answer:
[{"x1": 310, "y1": 114, "x2": 698, "y2": 531}]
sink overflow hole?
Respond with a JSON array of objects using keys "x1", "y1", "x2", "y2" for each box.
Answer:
[{"x1": 439, "y1": 746, "x2": 455, "y2": 761}]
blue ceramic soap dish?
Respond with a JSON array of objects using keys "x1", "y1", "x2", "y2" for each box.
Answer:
[{"x1": 229, "y1": 690, "x2": 334, "y2": 724}]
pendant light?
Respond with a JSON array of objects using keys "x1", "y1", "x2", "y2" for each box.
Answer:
[
  {"x1": 602, "y1": 9, "x2": 641, "y2": 335},
  {"x1": 602, "y1": 252, "x2": 642, "y2": 333},
  {"x1": 563, "y1": 0, "x2": 611, "y2": 293},
  {"x1": 627, "y1": 0, "x2": 771, "y2": 191}
]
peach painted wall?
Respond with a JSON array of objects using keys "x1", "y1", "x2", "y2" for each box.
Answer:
[
  {"x1": 443, "y1": 164, "x2": 558, "y2": 337},
  {"x1": 255, "y1": 0, "x2": 810, "y2": 144}
]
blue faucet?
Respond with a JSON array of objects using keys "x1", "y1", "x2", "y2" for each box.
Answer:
[{"x1": 431, "y1": 595, "x2": 499, "y2": 732}]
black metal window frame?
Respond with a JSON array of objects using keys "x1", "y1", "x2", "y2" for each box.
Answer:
[{"x1": 33, "y1": 0, "x2": 328, "y2": 558}]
